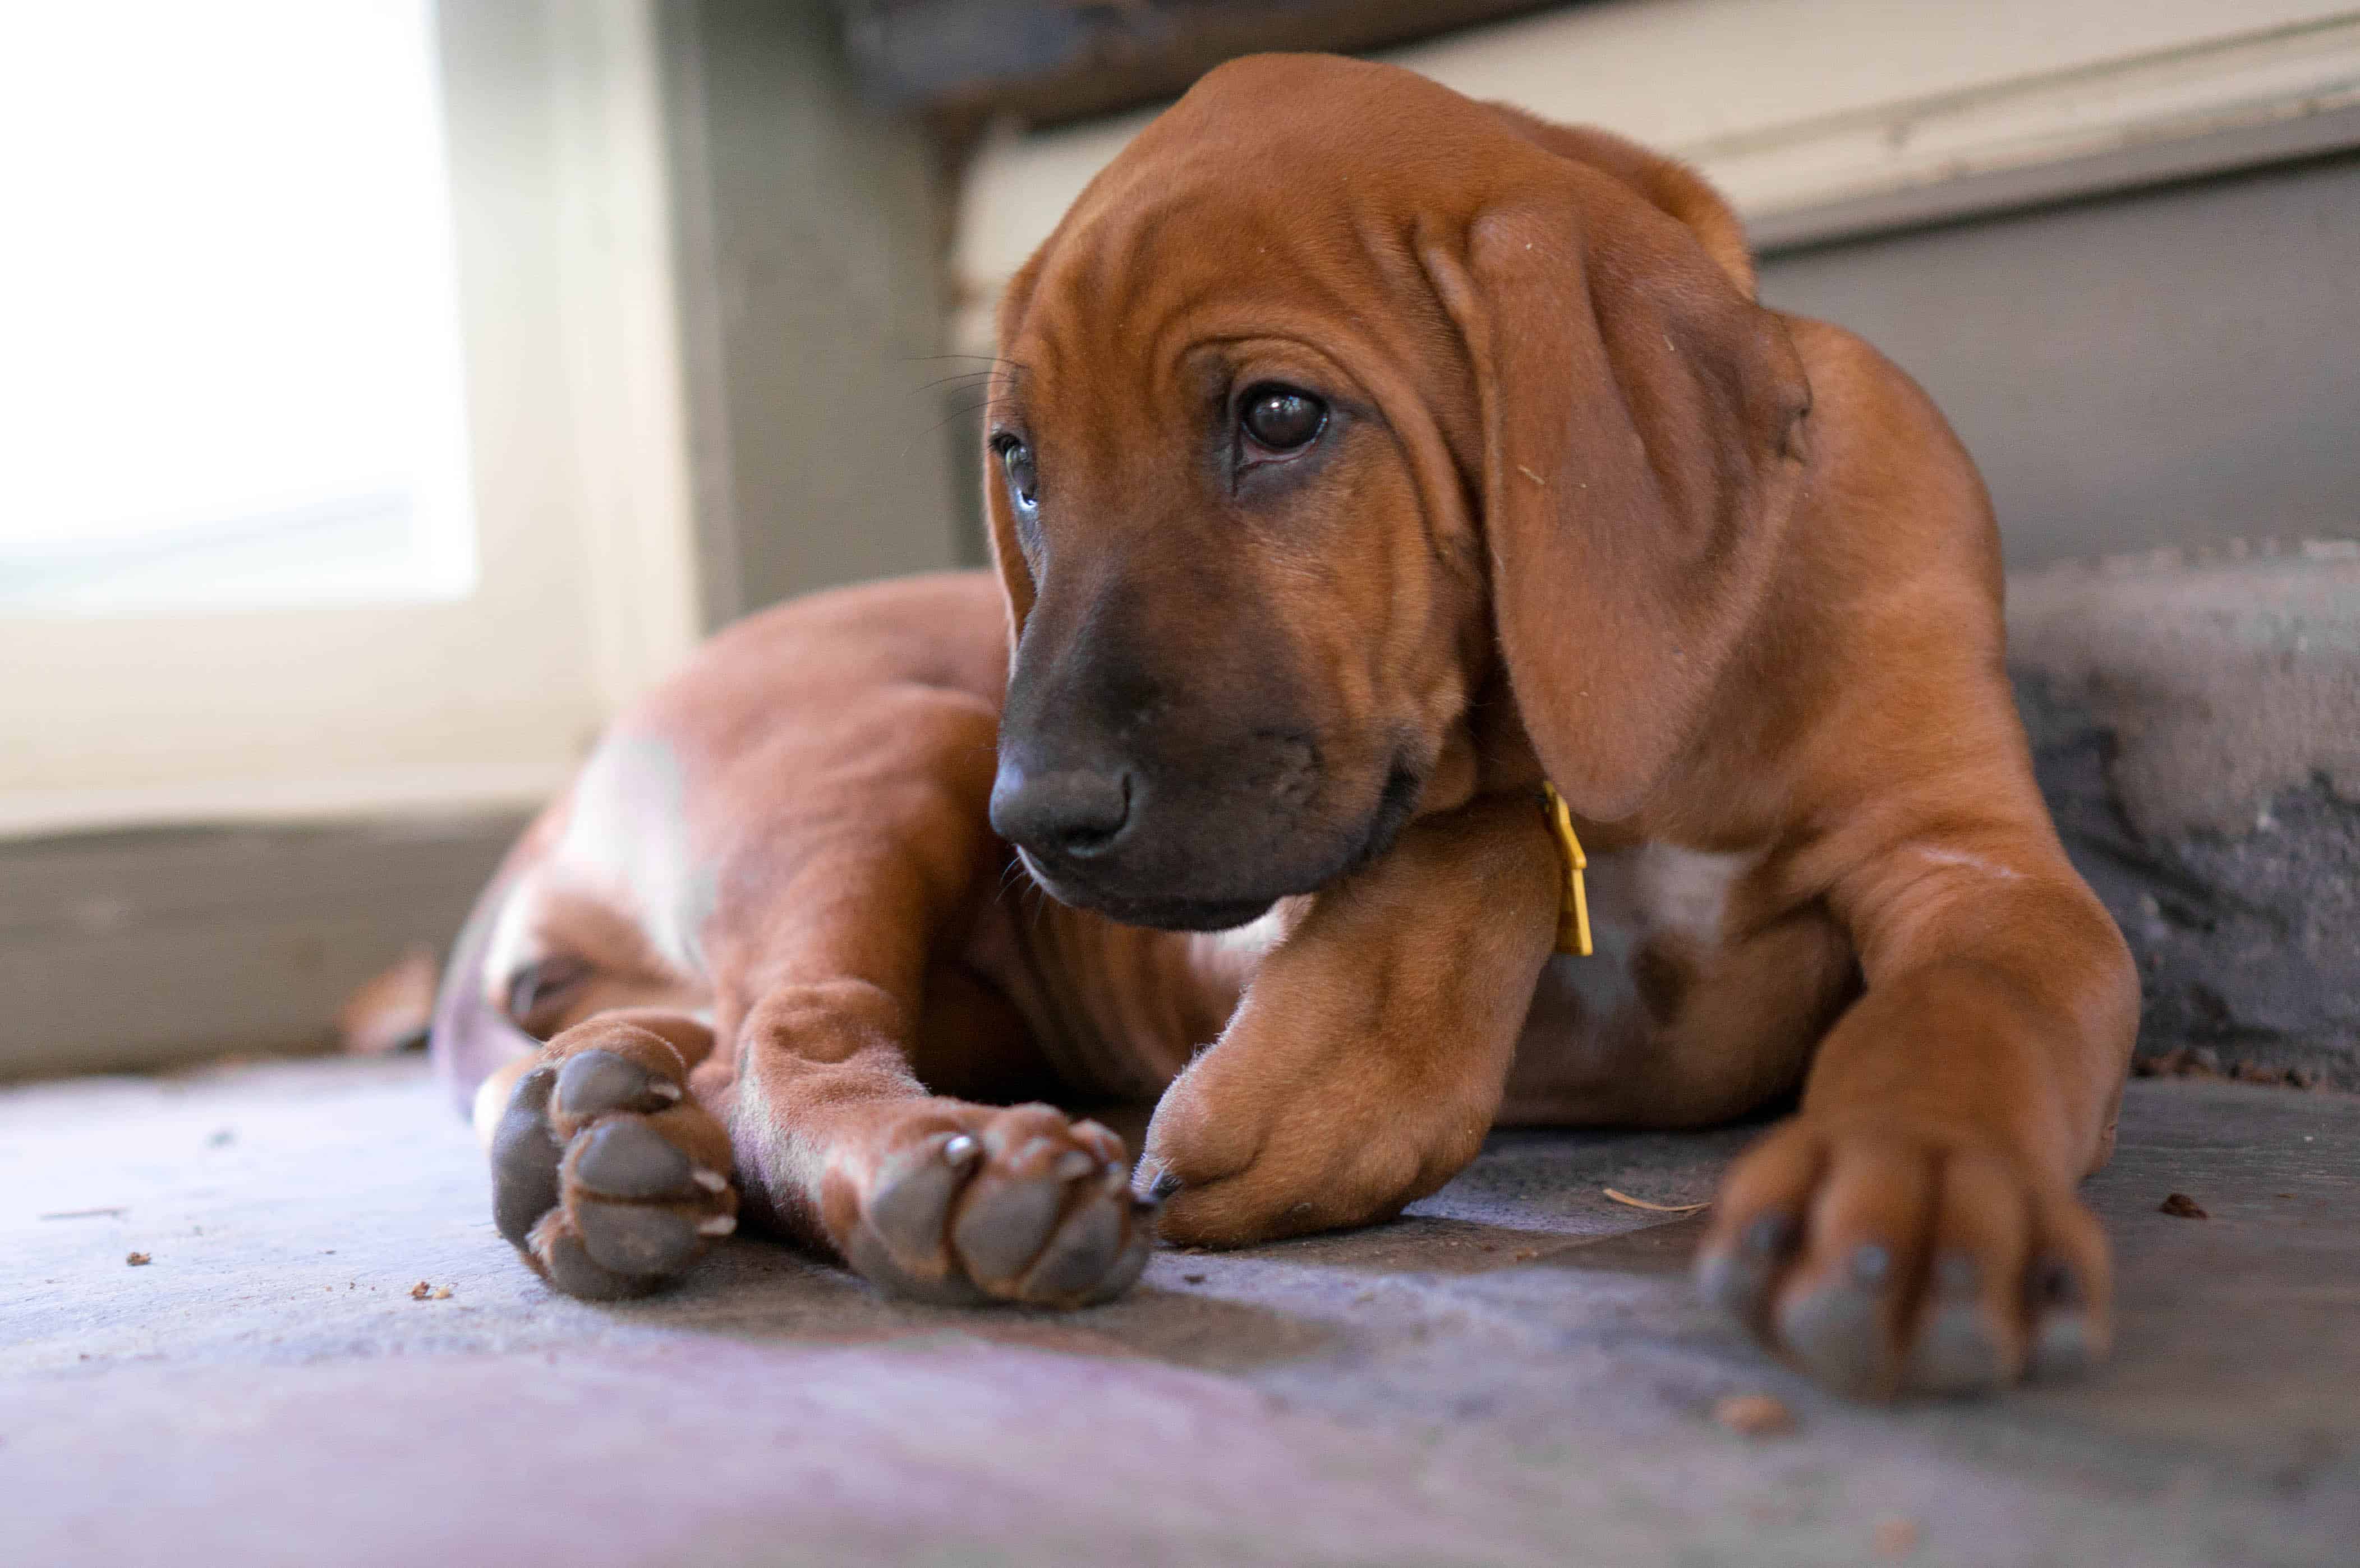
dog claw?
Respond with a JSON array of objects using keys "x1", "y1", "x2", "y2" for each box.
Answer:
[
  {"x1": 1055, "y1": 1149, "x2": 1097, "y2": 1182},
  {"x1": 692, "y1": 1166, "x2": 729, "y2": 1192},
  {"x1": 1137, "y1": 1167, "x2": 1183, "y2": 1204},
  {"x1": 698, "y1": 1214, "x2": 737, "y2": 1237},
  {"x1": 943, "y1": 1134, "x2": 980, "y2": 1166}
]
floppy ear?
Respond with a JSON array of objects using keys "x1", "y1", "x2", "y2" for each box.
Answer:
[{"x1": 1425, "y1": 165, "x2": 1810, "y2": 821}]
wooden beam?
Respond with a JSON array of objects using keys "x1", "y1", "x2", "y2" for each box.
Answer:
[
  {"x1": 830, "y1": 0, "x2": 1576, "y2": 133},
  {"x1": 0, "y1": 817, "x2": 523, "y2": 1081}
]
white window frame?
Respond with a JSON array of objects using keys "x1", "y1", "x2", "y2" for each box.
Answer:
[{"x1": 0, "y1": 0, "x2": 701, "y2": 838}]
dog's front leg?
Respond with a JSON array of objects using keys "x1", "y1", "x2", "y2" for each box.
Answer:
[
  {"x1": 722, "y1": 961, "x2": 1154, "y2": 1309},
  {"x1": 1138, "y1": 794, "x2": 1561, "y2": 1245},
  {"x1": 1696, "y1": 826, "x2": 2138, "y2": 1398}
]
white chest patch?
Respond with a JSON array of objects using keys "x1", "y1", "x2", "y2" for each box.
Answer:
[
  {"x1": 1530, "y1": 840, "x2": 1758, "y2": 1037},
  {"x1": 1190, "y1": 902, "x2": 1294, "y2": 977}
]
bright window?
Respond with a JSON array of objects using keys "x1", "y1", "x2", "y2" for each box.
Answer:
[
  {"x1": 0, "y1": 0, "x2": 700, "y2": 837},
  {"x1": 0, "y1": 1, "x2": 473, "y2": 615}
]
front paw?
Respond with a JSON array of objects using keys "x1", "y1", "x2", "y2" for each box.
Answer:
[
  {"x1": 826, "y1": 1103, "x2": 1154, "y2": 1309},
  {"x1": 1695, "y1": 1118, "x2": 2110, "y2": 1399},
  {"x1": 1136, "y1": 1047, "x2": 1491, "y2": 1247},
  {"x1": 491, "y1": 1042, "x2": 738, "y2": 1300}
]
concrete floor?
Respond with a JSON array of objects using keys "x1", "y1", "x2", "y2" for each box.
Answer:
[{"x1": 3, "y1": 1060, "x2": 2354, "y2": 1567}]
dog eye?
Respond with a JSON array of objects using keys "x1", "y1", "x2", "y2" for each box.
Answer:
[
  {"x1": 995, "y1": 436, "x2": 1038, "y2": 513},
  {"x1": 1239, "y1": 385, "x2": 1327, "y2": 453}
]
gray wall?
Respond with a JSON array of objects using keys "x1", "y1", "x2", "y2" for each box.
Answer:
[
  {"x1": 1760, "y1": 153, "x2": 2360, "y2": 568},
  {"x1": 661, "y1": 0, "x2": 971, "y2": 624}
]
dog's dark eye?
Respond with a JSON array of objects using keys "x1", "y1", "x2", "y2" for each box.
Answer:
[
  {"x1": 996, "y1": 435, "x2": 1038, "y2": 514},
  {"x1": 1239, "y1": 385, "x2": 1326, "y2": 453}
]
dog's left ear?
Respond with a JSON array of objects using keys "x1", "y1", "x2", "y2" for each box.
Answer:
[{"x1": 1424, "y1": 161, "x2": 1811, "y2": 821}]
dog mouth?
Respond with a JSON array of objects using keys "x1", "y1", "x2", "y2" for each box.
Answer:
[
  {"x1": 1349, "y1": 760, "x2": 1425, "y2": 873},
  {"x1": 1015, "y1": 758, "x2": 1425, "y2": 933},
  {"x1": 1021, "y1": 860, "x2": 1278, "y2": 933}
]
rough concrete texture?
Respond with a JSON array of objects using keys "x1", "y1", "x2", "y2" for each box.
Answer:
[
  {"x1": 5, "y1": 1057, "x2": 2356, "y2": 1566},
  {"x1": 2011, "y1": 542, "x2": 2360, "y2": 1086}
]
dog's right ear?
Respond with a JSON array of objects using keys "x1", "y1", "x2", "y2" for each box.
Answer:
[
  {"x1": 1422, "y1": 160, "x2": 1811, "y2": 822},
  {"x1": 983, "y1": 254, "x2": 1046, "y2": 637}
]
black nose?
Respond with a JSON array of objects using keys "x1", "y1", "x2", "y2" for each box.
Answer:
[{"x1": 990, "y1": 761, "x2": 1132, "y2": 861}]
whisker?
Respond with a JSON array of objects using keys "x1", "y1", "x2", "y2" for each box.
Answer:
[
  {"x1": 996, "y1": 856, "x2": 1029, "y2": 900},
  {"x1": 913, "y1": 371, "x2": 1002, "y2": 394},
  {"x1": 899, "y1": 354, "x2": 1031, "y2": 379}
]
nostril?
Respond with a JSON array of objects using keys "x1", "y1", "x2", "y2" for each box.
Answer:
[
  {"x1": 1059, "y1": 813, "x2": 1123, "y2": 860},
  {"x1": 990, "y1": 763, "x2": 1133, "y2": 862},
  {"x1": 1051, "y1": 771, "x2": 1130, "y2": 860}
]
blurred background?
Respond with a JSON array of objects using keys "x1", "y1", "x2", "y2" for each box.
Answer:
[{"x1": 4, "y1": 0, "x2": 2357, "y2": 1083}]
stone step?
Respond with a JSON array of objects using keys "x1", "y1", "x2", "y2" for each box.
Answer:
[{"x1": 2010, "y1": 539, "x2": 2359, "y2": 1088}]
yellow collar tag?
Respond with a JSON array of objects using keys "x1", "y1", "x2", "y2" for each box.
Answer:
[{"x1": 1540, "y1": 783, "x2": 1593, "y2": 957}]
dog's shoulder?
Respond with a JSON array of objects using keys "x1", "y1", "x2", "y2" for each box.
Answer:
[{"x1": 1775, "y1": 312, "x2": 2004, "y2": 607}]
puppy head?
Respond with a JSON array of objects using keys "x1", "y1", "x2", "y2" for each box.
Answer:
[{"x1": 985, "y1": 54, "x2": 1809, "y2": 930}]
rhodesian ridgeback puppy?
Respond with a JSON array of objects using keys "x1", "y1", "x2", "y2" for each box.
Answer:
[{"x1": 435, "y1": 54, "x2": 2136, "y2": 1398}]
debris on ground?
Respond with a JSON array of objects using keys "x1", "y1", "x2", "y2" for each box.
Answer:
[
  {"x1": 125, "y1": 1252, "x2": 150, "y2": 1266},
  {"x1": 2159, "y1": 1192, "x2": 2209, "y2": 1219},
  {"x1": 1603, "y1": 1188, "x2": 1709, "y2": 1214},
  {"x1": 434, "y1": 1286, "x2": 453, "y2": 1300},
  {"x1": 410, "y1": 1280, "x2": 433, "y2": 1299},
  {"x1": 38, "y1": 1207, "x2": 126, "y2": 1221},
  {"x1": 2133, "y1": 1048, "x2": 2321, "y2": 1090},
  {"x1": 1713, "y1": 1393, "x2": 1794, "y2": 1437},
  {"x1": 337, "y1": 948, "x2": 439, "y2": 1055}
]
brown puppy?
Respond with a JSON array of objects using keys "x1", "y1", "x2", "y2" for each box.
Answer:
[
  {"x1": 437, "y1": 54, "x2": 2133, "y2": 1399},
  {"x1": 979, "y1": 54, "x2": 2133, "y2": 1396}
]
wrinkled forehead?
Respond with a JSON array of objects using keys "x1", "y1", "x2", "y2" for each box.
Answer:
[
  {"x1": 1011, "y1": 181, "x2": 1362, "y2": 388},
  {"x1": 1006, "y1": 69, "x2": 1511, "y2": 386}
]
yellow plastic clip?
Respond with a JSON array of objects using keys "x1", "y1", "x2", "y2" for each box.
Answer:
[{"x1": 1540, "y1": 782, "x2": 1593, "y2": 957}]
